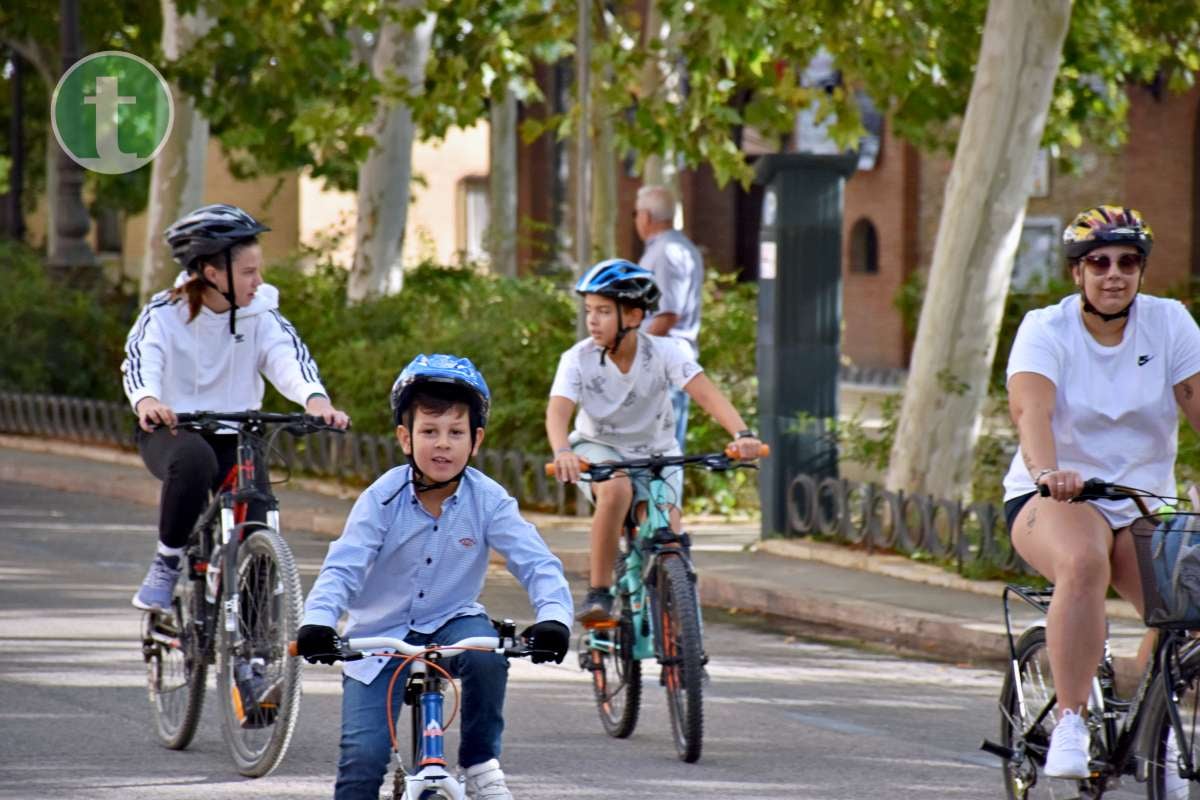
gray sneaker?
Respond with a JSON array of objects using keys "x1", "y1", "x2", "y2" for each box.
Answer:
[
  {"x1": 576, "y1": 587, "x2": 614, "y2": 624},
  {"x1": 132, "y1": 553, "x2": 183, "y2": 611},
  {"x1": 464, "y1": 759, "x2": 512, "y2": 800}
]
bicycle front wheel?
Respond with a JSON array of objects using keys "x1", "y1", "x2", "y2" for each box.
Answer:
[
  {"x1": 584, "y1": 600, "x2": 642, "y2": 739},
  {"x1": 999, "y1": 625, "x2": 1102, "y2": 799},
  {"x1": 216, "y1": 528, "x2": 303, "y2": 777},
  {"x1": 656, "y1": 553, "x2": 704, "y2": 763},
  {"x1": 143, "y1": 577, "x2": 207, "y2": 749},
  {"x1": 1144, "y1": 641, "x2": 1200, "y2": 799}
]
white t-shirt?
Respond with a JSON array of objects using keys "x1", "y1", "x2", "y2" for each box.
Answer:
[
  {"x1": 1002, "y1": 293, "x2": 1200, "y2": 526},
  {"x1": 550, "y1": 331, "x2": 703, "y2": 458}
]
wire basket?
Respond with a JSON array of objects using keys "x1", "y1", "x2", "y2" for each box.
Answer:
[{"x1": 1131, "y1": 512, "x2": 1200, "y2": 629}]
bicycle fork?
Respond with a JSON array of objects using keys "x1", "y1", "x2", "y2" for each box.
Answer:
[{"x1": 396, "y1": 666, "x2": 465, "y2": 800}]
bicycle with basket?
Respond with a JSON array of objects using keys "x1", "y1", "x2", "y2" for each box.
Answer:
[{"x1": 982, "y1": 478, "x2": 1200, "y2": 799}]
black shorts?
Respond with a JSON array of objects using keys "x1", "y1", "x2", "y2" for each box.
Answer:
[
  {"x1": 1004, "y1": 492, "x2": 1036, "y2": 534},
  {"x1": 1003, "y1": 490, "x2": 1123, "y2": 535}
]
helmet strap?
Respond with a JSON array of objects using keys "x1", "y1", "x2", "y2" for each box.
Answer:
[
  {"x1": 600, "y1": 305, "x2": 637, "y2": 366},
  {"x1": 1080, "y1": 287, "x2": 1134, "y2": 322},
  {"x1": 223, "y1": 248, "x2": 239, "y2": 335}
]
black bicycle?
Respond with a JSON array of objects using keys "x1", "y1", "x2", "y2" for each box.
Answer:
[
  {"x1": 140, "y1": 410, "x2": 343, "y2": 777},
  {"x1": 982, "y1": 479, "x2": 1200, "y2": 799}
]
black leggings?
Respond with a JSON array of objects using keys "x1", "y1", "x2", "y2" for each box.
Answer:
[{"x1": 137, "y1": 427, "x2": 249, "y2": 548}]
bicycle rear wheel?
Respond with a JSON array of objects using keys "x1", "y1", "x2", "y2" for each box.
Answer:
[
  {"x1": 656, "y1": 553, "x2": 704, "y2": 763},
  {"x1": 216, "y1": 528, "x2": 303, "y2": 777},
  {"x1": 1144, "y1": 640, "x2": 1200, "y2": 799},
  {"x1": 584, "y1": 596, "x2": 642, "y2": 739},
  {"x1": 143, "y1": 576, "x2": 207, "y2": 749}
]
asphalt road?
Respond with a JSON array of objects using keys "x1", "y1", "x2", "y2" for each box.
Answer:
[{"x1": 0, "y1": 481, "x2": 1099, "y2": 799}]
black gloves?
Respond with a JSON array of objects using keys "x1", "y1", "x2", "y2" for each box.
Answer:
[
  {"x1": 520, "y1": 620, "x2": 570, "y2": 664},
  {"x1": 296, "y1": 624, "x2": 342, "y2": 665}
]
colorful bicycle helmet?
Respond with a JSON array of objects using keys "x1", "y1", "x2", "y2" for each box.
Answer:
[
  {"x1": 1062, "y1": 205, "x2": 1153, "y2": 260},
  {"x1": 390, "y1": 353, "x2": 491, "y2": 431},
  {"x1": 575, "y1": 258, "x2": 662, "y2": 312}
]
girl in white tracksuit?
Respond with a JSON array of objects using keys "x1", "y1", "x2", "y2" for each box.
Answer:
[{"x1": 122, "y1": 203, "x2": 349, "y2": 611}]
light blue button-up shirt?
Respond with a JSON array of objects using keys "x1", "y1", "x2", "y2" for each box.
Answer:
[{"x1": 303, "y1": 465, "x2": 574, "y2": 685}]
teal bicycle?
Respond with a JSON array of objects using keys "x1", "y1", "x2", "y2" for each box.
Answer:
[{"x1": 549, "y1": 445, "x2": 766, "y2": 763}]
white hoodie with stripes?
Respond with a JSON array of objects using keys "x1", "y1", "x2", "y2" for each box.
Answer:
[{"x1": 121, "y1": 277, "x2": 327, "y2": 416}]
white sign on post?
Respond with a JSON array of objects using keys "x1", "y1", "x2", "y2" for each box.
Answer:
[{"x1": 759, "y1": 241, "x2": 777, "y2": 280}]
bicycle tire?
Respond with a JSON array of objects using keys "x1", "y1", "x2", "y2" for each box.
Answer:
[
  {"x1": 587, "y1": 600, "x2": 642, "y2": 739},
  {"x1": 657, "y1": 553, "x2": 704, "y2": 763},
  {"x1": 144, "y1": 577, "x2": 207, "y2": 749},
  {"x1": 216, "y1": 527, "x2": 303, "y2": 777},
  {"x1": 999, "y1": 625, "x2": 1108, "y2": 799},
  {"x1": 1143, "y1": 641, "x2": 1200, "y2": 799}
]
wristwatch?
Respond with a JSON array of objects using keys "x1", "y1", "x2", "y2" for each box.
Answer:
[{"x1": 735, "y1": 430, "x2": 757, "y2": 440}]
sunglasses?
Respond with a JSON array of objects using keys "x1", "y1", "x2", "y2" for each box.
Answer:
[{"x1": 1081, "y1": 252, "x2": 1144, "y2": 275}]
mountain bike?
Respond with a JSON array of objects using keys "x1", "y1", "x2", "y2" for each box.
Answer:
[
  {"x1": 140, "y1": 410, "x2": 343, "y2": 777},
  {"x1": 547, "y1": 444, "x2": 767, "y2": 763},
  {"x1": 290, "y1": 620, "x2": 543, "y2": 800},
  {"x1": 981, "y1": 479, "x2": 1200, "y2": 799}
]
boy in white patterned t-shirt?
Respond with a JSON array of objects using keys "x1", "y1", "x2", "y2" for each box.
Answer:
[{"x1": 545, "y1": 259, "x2": 762, "y2": 622}]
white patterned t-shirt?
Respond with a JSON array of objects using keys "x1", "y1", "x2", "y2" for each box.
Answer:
[{"x1": 550, "y1": 331, "x2": 702, "y2": 459}]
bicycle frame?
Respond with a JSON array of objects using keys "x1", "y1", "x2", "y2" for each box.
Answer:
[
  {"x1": 589, "y1": 462, "x2": 694, "y2": 663},
  {"x1": 342, "y1": 632, "x2": 528, "y2": 800}
]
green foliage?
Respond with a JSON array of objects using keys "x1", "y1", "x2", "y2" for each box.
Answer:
[
  {"x1": 260, "y1": 253, "x2": 577, "y2": 453},
  {"x1": 0, "y1": 240, "x2": 133, "y2": 401},
  {"x1": 685, "y1": 273, "x2": 759, "y2": 515}
]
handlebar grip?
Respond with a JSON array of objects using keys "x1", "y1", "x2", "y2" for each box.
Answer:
[
  {"x1": 1037, "y1": 483, "x2": 1050, "y2": 497},
  {"x1": 545, "y1": 456, "x2": 592, "y2": 477},
  {"x1": 287, "y1": 640, "x2": 298, "y2": 657},
  {"x1": 725, "y1": 442, "x2": 770, "y2": 459}
]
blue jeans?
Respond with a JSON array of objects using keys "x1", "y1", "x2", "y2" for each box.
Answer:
[
  {"x1": 671, "y1": 386, "x2": 690, "y2": 453},
  {"x1": 334, "y1": 614, "x2": 509, "y2": 800}
]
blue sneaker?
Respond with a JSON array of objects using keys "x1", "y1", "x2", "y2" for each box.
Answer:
[{"x1": 132, "y1": 553, "x2": 183, "y2": 611}]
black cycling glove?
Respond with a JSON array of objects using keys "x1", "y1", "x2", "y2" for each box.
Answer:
[
  {"x1": 296, "y1": 624, "x2": 341, "y2": 665},
  {"x1": 520, "y1": 620, "x2": 570, "y2": 664}
]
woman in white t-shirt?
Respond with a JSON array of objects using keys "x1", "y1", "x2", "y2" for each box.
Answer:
[
  {"x1": 545, "y1": 259, "x2": 762, "y2": 623},
  {"x1": 1003, "y1": 206, "x2": 1200, "y2": 779}
]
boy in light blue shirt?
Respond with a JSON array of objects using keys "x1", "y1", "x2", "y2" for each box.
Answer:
[{"x1": 298, "y1": 354, "x2": 572, "y2": 800}]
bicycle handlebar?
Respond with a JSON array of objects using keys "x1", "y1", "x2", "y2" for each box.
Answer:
[
  {"x1": 287, "y1": 634, "x2": 545, "y2": 662},
  {"x1": 543, "y1": 443, "x2": 770, "y2": 479},
  {"x1": 1036, "y1": 477, "x2": 1161, "y2": 516},
  {"x1": 170, "y1": 410, "x2": 348, "y2": 433}
]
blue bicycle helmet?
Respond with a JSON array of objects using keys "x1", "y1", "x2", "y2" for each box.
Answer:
[
  {"x1": 575, "y1": 259, "x2": 661, "y2": 312},
  {"x1": 390, "y1": 354, "x2": 491, "y2": 430}
]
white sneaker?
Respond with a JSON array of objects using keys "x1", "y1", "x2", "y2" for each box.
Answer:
[
  {"x1": 1165, "y1": 727, "x2": 1190, "y2": 799},
  {"x1": 1044, "y1": 709, "x2": 1091, "y2": 779},
  {"x1": 464, "y1": 759, "x2": 512, "y2": 800}
]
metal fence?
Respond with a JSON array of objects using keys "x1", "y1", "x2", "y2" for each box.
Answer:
[
  {"x1": 785, "y1": 473, "x2": 1028, "y2": 575},
  {"x1": 0, "y1": 392, "x2": 572, "y2": 513}
]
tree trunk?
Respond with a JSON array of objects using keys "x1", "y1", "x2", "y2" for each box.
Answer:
[
  {"x1": 591, "y1": 106, "x2": 617, "y2": 258},
  {"x1": 884, "y1": 0, "x2": 1072, "y2": 500},
  {"x1": 635, "y1": 0, "x2": 678, "y2": 202},
  {"x1": 139, "y1": 0, "x2": 213, "y2": 300},
  {"x1": 487, "y1": 80, "x2": 518, "y2": 277},
  {"x1": 347, "y1": 2, "x2": 435, "y2": 303}
]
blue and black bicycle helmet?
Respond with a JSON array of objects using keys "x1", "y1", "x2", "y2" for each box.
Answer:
[
  {"x1": 575, "y1": 258, "x2": 661, "y2": 311},
  {"x1": 387, "y1": 354, "x2": 491, "y2": 495},
  {"x1": 390, "y1": 353, "x2": 491, "y2": 430},
  {"x1": 576, "y1": 259, "x2": 661, "y2": 364}
]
